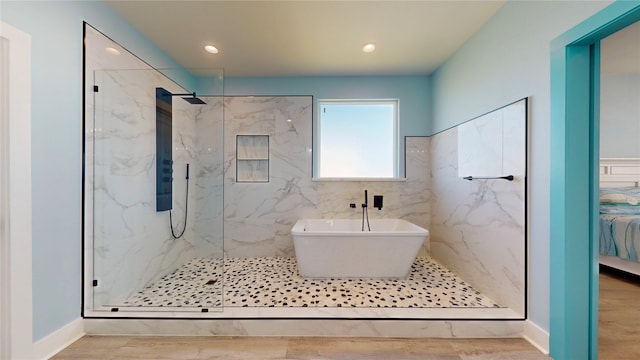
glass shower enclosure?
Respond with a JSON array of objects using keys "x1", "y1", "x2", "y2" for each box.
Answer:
[{"x1": 83, "y1": 24, "x2": 224, "y2": 315}]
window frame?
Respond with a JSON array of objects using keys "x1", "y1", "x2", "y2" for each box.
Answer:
[{"x1": 314, "y1": 99, "x2": 400, "y2": 179}]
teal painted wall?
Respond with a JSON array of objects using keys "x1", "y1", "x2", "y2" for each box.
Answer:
[
  {"x1": 430, "y1": 0, "x2": 611, "y2": 333},
  {"x1": 1, "y1": 0, "x2": 191, "y2": 341}
]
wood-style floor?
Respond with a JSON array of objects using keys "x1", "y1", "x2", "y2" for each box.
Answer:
[
  {"x1": 51, "y1": 271, "x2": 640, "y2": 359},
  {"x1": 51, "y1": 337, "x2": 549, "y2": 360},
  {"x1": 599, "y1": 267, "x2": 640, "y2": 359}
]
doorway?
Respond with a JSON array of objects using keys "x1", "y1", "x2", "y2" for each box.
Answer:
[
  {"x1": 549, "y1": 3, "x2": 640, "y2": 359},
  {"x1": 0, "y1": 21, "x2": 33, "y2": 360},
  {"x1": 597, "y1": 19, "x2": 640, "y2": 359}
]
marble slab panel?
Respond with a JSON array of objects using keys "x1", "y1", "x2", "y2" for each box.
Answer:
[
  {"x1": 458, "y1": 110, "x2": 503, "y2": 178},
  {"x1": 84, "y1": 318, "x2": 524, "y2": 338},
  {"x1": 237, "y1": 135, "x2": 269, "y2": 159},
  {"x1": 430, "y1": 101, "x2": 526, "y2": 315}
]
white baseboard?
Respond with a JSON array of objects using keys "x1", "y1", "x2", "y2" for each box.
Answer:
[
  {"x1": 32, "y1": 318, "x2": 84, "y2": 360},
  {"x1": 523, "y1": 320, "x2": 549, "y2": 355}
]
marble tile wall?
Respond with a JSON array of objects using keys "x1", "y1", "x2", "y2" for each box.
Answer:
[
  {"x1": 429, "y1": 100, "x2": 526, "y2": 314},
  {"x1": 223, "y1": 97, "x2": 430, "y2": 258}
]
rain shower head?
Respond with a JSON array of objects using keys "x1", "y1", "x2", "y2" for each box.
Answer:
[
  {"x1": 171, "y1": 92, "x2": 206, "y2": 105},
  {"x1": 182, "y1": 96, "x2": 206, "y2": 105}
]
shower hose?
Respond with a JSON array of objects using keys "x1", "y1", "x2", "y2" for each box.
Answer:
[{"x1": 170, "y1": 163, "x2": 189, "y2": 239}]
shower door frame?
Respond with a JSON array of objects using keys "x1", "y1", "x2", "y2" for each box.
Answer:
[{"x1": 82, "y1": 23, "x2": 225, "y2": 317}]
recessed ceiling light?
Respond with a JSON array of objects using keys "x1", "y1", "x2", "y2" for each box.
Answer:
[
  {"x1": 204, "y1": 45, "x2": 219, "y2": 54},
  {"x1": 362, "y1": 43, "x2": 376, "y2": 53},
  {"x1": 105, "y1": 47, "x2": 120, "y2": 56}
]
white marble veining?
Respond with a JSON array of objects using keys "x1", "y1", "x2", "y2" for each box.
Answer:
[
  {"x1": 223, "y1": 99, "x2": 431, "y2": 258},
  {"x1": 430, "y1": 100, "x2": 526, "y2": 315},
  {"x1": 237, "y1": 160, "x2": 269, "y2": 182},
  {"x1": 457, "y1": 99, "x2": 527, "y2": 179},
  {"x1": 237, "y1": 135, "x2": 269, "y2": 159},
  {"x1": 223, "y1": 96, "x2": 314, "y2": 258},
  {"x1": 458, "y1": 110, "x2": 503, "y2": 178}
]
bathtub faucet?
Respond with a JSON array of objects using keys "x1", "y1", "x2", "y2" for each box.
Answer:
[
  {"x1": 362, "y1": 189, "x2": 368, "y2": 209},
  {"x1": 361, "y1": 190, "x2": 371, "y2": 231}
]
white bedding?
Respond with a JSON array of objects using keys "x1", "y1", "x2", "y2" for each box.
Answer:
[
  {"x1": 598, "y1": 160, "x2": 640, "y2": 274},
  {"x1": 600, "y1": 214, "x2": 640, "y2": 262}
]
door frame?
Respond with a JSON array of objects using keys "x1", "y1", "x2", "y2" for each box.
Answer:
[
  {"x1": 549, "y1": 3, "x2": 640, "y2": 359},
  {"x1": 0, "y1": 21, "x2": 33, "y2": 359}
]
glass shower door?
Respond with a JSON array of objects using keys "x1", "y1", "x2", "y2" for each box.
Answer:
[{"x1": 88, "y1": 68, "x2": 224, "y2": 314}]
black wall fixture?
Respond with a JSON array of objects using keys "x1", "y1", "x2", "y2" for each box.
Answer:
[{"x1": 156, "y1": 87, "x2": 173, "y2": 211}]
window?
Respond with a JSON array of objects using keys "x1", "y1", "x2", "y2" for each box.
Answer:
[{"x1": 317, "y1": 100, "x2": 398, "y2": 178}]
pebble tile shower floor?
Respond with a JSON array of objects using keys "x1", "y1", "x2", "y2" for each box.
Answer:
[{"x1": 121, "y1": 257, "x2": 501, "y2": 309}]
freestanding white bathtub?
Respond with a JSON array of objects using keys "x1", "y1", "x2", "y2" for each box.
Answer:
[{"x1": 291, "y1": 219, "x2": 429, "y2": 279}]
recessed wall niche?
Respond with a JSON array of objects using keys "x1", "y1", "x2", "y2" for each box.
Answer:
[{"x1": 236, "y1": 134, "x2": 270, "y2": 183}]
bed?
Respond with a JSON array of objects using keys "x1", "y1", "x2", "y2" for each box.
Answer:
[{"x1": 599, "y1": 158, "x2": 640, "y2": 276}]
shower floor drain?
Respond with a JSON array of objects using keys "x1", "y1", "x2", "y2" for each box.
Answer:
[{"x1": 120, "y1": 257, "x2": 502, "y2": 309}]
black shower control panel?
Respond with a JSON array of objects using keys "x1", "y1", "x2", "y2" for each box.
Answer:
[
  {"x1": 373, "y1": 195, "x2": 383, "y2": 210},
  {"x1": 156, "y1": 87, "x2": 173, "y2": 211}
]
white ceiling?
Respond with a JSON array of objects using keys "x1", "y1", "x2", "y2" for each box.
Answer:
[{"x1": 104, "y1": 0, "x2": 506, "y2": 77}]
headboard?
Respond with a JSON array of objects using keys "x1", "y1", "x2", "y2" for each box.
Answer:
[{"x1": 600, "y1": 158, "x2": 640, "y2": 188}]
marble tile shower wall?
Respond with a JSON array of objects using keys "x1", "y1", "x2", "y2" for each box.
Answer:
[
  {"x1": 223, "y1": 96, "x2": 430, "y2": 258},
  {"x1": 429, "y1": 120, "x2": 525, "y2": 314}
]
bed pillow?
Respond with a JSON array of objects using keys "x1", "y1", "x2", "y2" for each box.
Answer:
[
  {"x1": 600, "y1": 187, "x2": 640, "y2": 205},
  {"x1": 600, "y1": 187, "x2": 640, "y2": 214}
]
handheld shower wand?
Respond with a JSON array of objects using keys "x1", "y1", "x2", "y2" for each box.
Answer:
[{"x1": 362, "y1": 189, "x2": 371, "y2": 231}]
